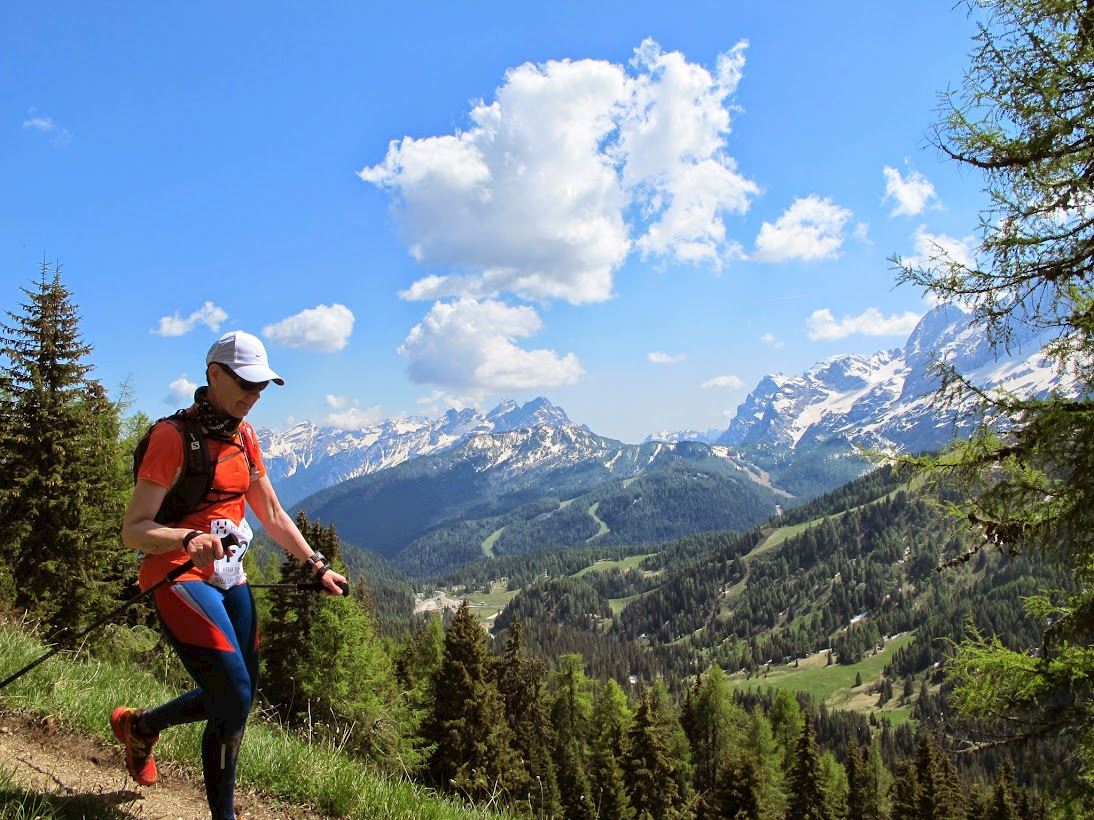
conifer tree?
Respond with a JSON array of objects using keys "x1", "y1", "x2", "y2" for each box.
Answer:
[
  {"x1": 495, "y1": 620, "x2": 557, "y2": 817},
  {"x1": 746, "y1": 706, "x2": 787, "y2": 820},
  {"x1": 770, "y1": 688, "x2": 805, "y2": 776},
  {"x1": 687, "y1": 665, "x2": 748, "y2": 817},
  {"x1": 787, "y1": 717, "x2": 830, "y2": 820},
  {"x1": 588, "y1": 678, "x2": 635, "y2": 820},
  {"x1": 861, "y1": 733, "x2": 892, "y2": 820},
  {"x1": 0, "y1": 263, "x2": 128, "y2": 634},
  {"x1": 550, "y1": 653, "x2": 596, "y2": 820},
  {"x1": 891, "y1": 760, "x2": 920, "y2": 820},
  {"x1": 394, "y1": 612, "x2": 445, "y2": 754},
  {"x1": 893, "y1": 0, "x2": 1094, "y2": 793},
  {"x1": 626, "y1": 685, "x2": 684, "y2": 820},
  {"x1": 986, "y1": 761, "x2": 1020, "y2": 820},
  {"x1": 711, "y1": 753, "x2": 761, "y2": 820},
  {"x1": 426, "y1": 600, "x2": 520, "y2": 803},
  {"x1": 846, "y1": 739, "x2": 866, "y2": 820}
]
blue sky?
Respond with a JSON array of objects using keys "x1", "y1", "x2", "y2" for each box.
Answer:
[{"x1": 2, "y1": 2, "x2": 986, "y2": 442}]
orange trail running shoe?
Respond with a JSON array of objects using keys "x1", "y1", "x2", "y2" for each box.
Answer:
[{"x1": 110, "y1": 706, "x2": 159, "y2": 786}]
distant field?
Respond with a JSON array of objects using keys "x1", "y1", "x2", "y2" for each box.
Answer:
[
  {"x1": 729, "y1": 632, "x2": 917, "y2": 722},
  {"x1": 575, "y1": 554, "x2": 653, "y2": 576}
]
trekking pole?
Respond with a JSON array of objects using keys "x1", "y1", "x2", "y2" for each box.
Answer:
[
  {"x1": 250, "y1": 579, "x2": 350, "y2": 594},
  {"x1": 0, "y1": 534, "x2": 237, "y2": 693}
]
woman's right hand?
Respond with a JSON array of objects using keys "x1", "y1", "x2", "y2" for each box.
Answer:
[{"x1": 185, "y1": 532, "x2": 225, "y2": 568}]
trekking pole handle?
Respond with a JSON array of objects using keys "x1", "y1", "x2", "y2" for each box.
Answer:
[{"x1": 163, "y1": 532, "x2": 240, "y2": 583}]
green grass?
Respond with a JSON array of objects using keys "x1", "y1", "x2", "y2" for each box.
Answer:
[
  {"x1": 574, "y1": 554, "x2": 653, "y2": 577},
  {"x1": 0, "y1": 626, "x2": 509, "y2": 820},
  {"x1": 480, "y1": 526, "x2": 505, "y2": 558},
  {"x1": 468, "y1": 581, "x2": 520, "y2": 627},
  {"x1": 729, "y1": 632, "x2": 917, "y2": 722},
  {"x1": 585, "y1": 502, "x2": 609, "y2": 541}
]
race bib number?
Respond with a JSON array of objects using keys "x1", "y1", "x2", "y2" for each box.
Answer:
[{"x1": 207, "y1": 518, "x2": 252, "y2": 589}]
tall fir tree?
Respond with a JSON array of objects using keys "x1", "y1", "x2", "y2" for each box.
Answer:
[
  {"x1": 0, "y1": 263, "x2": 128, "y2": 634},
  {"x1": 861, "y1": 732, "x2": 892, "y2": 820},
  {"x1": 426, "y1": 600, "x2": 521, "y2": 803},
  {"x1": 587, "y1": 678, "x2": 635, "y2": 820},
  {"x1": 550, "y1": 653, "x2": 596, "y2": 820},
  {"x1": 494, "y1": 620, "x2": 557, "y2": 817},
  {"x1": 890, "y1": 760, "x2": 920, "y2": 820},
  {"x1": 787, "y1": 717, "x2": 831, "y2": 820},
  {"x1": 711, "y1": 753, "x2": 761, "y2": 820},
  {"x1": 746, "y1": 705, "x2": 787, "y2": 820},
  {"x1": 686, "y1": 665, "x2": 748, "y2": 818},
  {"x1": 846, "y1": 738, "x2": 867, "y2": 820},
  {"x1": 893, "y1": 0, "x2": 1094, "y2": 798},
  {"x1": 625, "y1": 685, "x2": 685, "y2": 820}
]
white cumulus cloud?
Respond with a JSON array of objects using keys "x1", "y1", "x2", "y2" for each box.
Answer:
[
  {"x1": 752, "y1": 195, "x2": 853, "y2": 262},
  {"x1": 648, "y1": 351, "x2": 686, "y2": 364},
  {"x1": 153, "y1": 301, "x2": 228, "y2": 337},
  {"x1": 398, "y1": 298, "x2": 583, "y2": 392},
  {"x1": 325, "y1": 394, "x2": 347, "y2": 408},
  {"x1": 760, "y1": 332, "x2": 785, "y2": 349},
  {"x1": 701, "y1": 375, "x2": 744, "y2": 389},
  {"x1": 360, "y1": 38, "x2": 756, "y2": 306},
  {"x1": 263, "y1": 304, "x2": 355, "y2": 352},
  {"x1": 883, "y1": 166, "x2": 938, "y2": 217},
  {"x1": 806, "y1": 307, "x2": 923, "y2": 341},
  {"x1": 166, "y1": 376, "x2": 198, "y2": 405},
  {"x1": 325, "y1": 403, "x2": 384, "y2": 429}
]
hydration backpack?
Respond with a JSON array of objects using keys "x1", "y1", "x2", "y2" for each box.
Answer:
[{"x1": 132, "y1": 410, "x2": 215, "y2": 525}]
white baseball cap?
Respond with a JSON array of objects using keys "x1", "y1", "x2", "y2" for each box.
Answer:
[{"x1": 206, "y1": 331, "x2": 284, "y2": 385}]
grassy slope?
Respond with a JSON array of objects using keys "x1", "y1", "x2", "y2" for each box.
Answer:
[
  {"x1": 0, "y1": 626, "x2": 507, "y2": 820},
  {"x1": 727, "y1": 633, "x2": 917, "y2": 726}
]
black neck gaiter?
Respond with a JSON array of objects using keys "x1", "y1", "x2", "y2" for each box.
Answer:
[{"x1": 193, "y1": 386, "x2": 241, "y2": 436}]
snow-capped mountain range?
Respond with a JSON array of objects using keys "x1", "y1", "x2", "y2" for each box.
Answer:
[
  {"x1": 259, "y1": 304, "x2": 1075, "y2": 506},
  {"x1": 259, "y1": 397, "x2": 577, "y2": 506},
  {"x1": 711, "y1": 303, "x2": 1074, "y2": 453}
]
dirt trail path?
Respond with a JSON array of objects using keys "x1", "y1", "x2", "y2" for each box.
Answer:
[{"x1": 0, "y1": 711, "x2": 325, "y2": 819}]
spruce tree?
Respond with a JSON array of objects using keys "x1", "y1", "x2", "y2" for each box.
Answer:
[
  {"x1": 862, "y1": 733, "x2": 892, "y2": 820},
  {"x1": 770, "y1": 688, "x2": 805, "y2": 776},
  {"x1": 746, "y1": 706, "x2": 787, "y2": 820},
  {"x1": 625, "y1": 685, "x2": 684, "y2": 820},
  {"x1": 687, "y1": 665, "x2": 748, "y2": 818},
  {"x1": 0, "y1": 263, "x2": 128, "y2": 634},
  {"x1": 711, "y1": 753, "x2": 761, "y2": 820},
  {"x1": 550, "y1": 653, "x2": 596, "y2": 820},
  {"x1": 588, "y1": 678, "x2": 635, "y2": 820},
  {"x1": 893, "y1": 0, "x2": 1094, "y2": 794},
  {"x1": 787, "y1": 717, "x2": 830, "y2": 820},
  {"x1": 891, "y1": 760, "x2": 920, "y2": 820},
  {"x1": 846, "y1": 739, "x2": 866, "y2": 820},
  {"x1": 495, "y1": 620, "x2": 557, "y2": 817},
  {"x1": 426, "y1": 600, "x2": 520, "y2": 803}
]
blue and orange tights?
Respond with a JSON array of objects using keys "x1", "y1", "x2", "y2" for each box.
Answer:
[{"x1": 143, "y1": 580, "x2": 258, "y2": 820}]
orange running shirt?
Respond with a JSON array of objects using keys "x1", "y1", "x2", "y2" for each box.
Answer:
[{"x1": 136, "y1": 416, "x2": 265, "y2": 589}]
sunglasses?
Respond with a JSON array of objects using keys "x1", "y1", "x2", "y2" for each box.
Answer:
[{"x1": 217, "y1": 363, "x2": 269, "y2": 393}]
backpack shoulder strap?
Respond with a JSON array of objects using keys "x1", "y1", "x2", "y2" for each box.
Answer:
[{"x1": 140, "y1": 409, "x2": 215, "y2": 525}]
